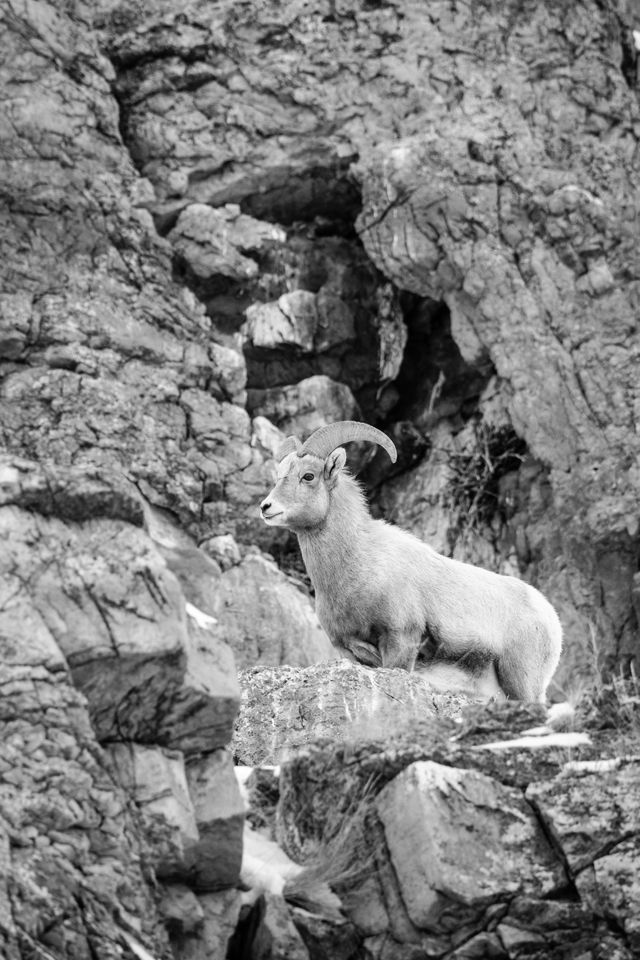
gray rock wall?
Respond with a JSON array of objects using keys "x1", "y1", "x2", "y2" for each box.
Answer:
[
  {"x1": 4, "y1": 0, "x2": 640, "y2": 687},
  {"x1": 2, "y1": 0, "x2": 640, "y2": 956},
  {"x1": 94, "y1": 0, "x2": 640, "y2": 686},
  {"x1": 0, "y1": 455, "x2": 246, "y2": 956}
]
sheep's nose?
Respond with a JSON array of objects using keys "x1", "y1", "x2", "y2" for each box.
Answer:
[{"x1": 260, "y1": 499, "x2": 271, "y2": 515}]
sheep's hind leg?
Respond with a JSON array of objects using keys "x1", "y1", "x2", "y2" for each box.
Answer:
[
  {"x1": 495, "y1": 620, "x2": 561, "y2": 703},
  {"x1": 495, "y1": 648, "x2": 547, "y2": 703}
]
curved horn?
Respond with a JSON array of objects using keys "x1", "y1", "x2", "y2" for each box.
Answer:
[
  {"x1": 276, "y1": 436, "x2": 302, "y2": 462},
  {"x1": 300, "y1": 420, "x2": 397, "y2": 463}
]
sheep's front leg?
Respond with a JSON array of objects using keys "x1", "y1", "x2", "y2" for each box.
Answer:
[
  {"x1": 378, "y1": 628, "x2": 421, "y2": 671},
  {"x1": 337, "y1": 636, "x2": 383, "y2": 668}
]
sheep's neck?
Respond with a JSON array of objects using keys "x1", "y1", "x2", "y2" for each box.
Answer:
[{"x1": 297, "y1": 489, "x2": 369, "y2": 595}]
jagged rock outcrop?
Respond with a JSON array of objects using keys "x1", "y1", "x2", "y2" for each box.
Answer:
[
  {"x1": 144, "y1": 501, "x2": 335, "y2": 669},
  {"x1": 353, "y1": 5, "x2": 640, "y2": 684},
  {"x1": 271, "y1": 701, "x2": 640, "y2": 959},
  {"x1": 0, "y1": 453, "x2": 247, "y2": 956},
  {"x1": 107, "y1": 742, "x2": 245, "y2": 890},
  {"x1": 0, "y1": 0, "x2": 278, "y2": 553},
  {"x1": 1, "y1": 458, "x2": 240, "y2": 752},
  {"x1": 0, "y1": 660, "x2": 173, "y2": 960},
  {"x1": 230, "y1": 688, "x2": 640, "y2": 958},
  {"x1": 96, "y1": 0, "x2": 640, "y2": 686}
]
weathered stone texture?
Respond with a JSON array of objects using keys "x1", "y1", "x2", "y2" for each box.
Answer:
[
  {"x1": 527, "y1": 759, "x2": 640, "y2": 951},
  {"x1": 0, "y1": 0, "x2": 275, "y2": 550},
  {"x1": 526, "y1": 759, "x2": 640, "y2": 873},
  {"x1": 353, "y1": 6, "x2": 640, "y2": 679},
  {"x1": 106, "y1": 743, "x2": 247, "y2": 896},
  {"x1": 376, "y1": 761, "x2": 563, "y2": 931},
  {"x1": 270, "y1": 697, "x2": 640, "y2": 958},
  {"x1": 4, "y1": 0, "x2": 640, "y2": 954},
  {"x1": 0, "y1": 450, "x2": 247, "y2": 955},
  {"x1": 168, "y1": 202, "x2": 286, "y2": 290},
  {"x1": 1, "y1": 492, "x2": 240, "y2": 753},
  {"x1": 233, "y1": 660, "x2": 466, "y2": 765},
  {"x1": 208, "y1": 552, "x2": 335, "y2": 670},
  {"x1": 106, "y1": 743, "x2": 200, "y2": 881},
  {"x1": 98, "y1": 0, "x2": 640, "y2": 684},
  {"x1": 0, "y1": 662, "x2": 172, "y2": 959},
  {"x1": 243, "y1": 289, "x2": 356, "y2": 356}
]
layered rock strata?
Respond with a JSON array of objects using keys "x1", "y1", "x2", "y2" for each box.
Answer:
[
  {"x1": 3, "y1": 0, "x2": 640, "y2": 956},
  {"x1": 97, "y1": 0, "x2": 640, "y2": 686}
]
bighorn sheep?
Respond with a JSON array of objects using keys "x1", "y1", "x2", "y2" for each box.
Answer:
[{"x1": 260, "y1": 421, "x2": 562, "y2": 702}]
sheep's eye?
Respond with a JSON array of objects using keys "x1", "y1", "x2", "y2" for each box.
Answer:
[{"x1": 302, "y1": 472, "x2": 315, "y2": 482}]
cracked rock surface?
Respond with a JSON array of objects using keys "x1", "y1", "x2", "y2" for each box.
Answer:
[
  {"x1": 3, "y1": 0, "x2": 640, "y2": 956},
  {"x1": 91, "y1": 0, "x2": 640, "y2": 684},
  {"x1": 270, "y1": 699, "x2": 640, "y2": 959}
]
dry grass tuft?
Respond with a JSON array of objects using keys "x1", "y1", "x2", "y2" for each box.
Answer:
[
  {"x1": 282, "y1": 791, "x2": 376, "y2": 918},
  {"x1": 578, "y1": 667, "x2": 640, "y2": 733},
  {"x1": 445, "y1": 421, "x2": 526, "y2": 548}
]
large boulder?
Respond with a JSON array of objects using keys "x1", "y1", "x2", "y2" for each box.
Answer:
[
  {"x1": 106, "y1": 743, "x2": 201, "y2": 881},
  {"x1": 209, "y1": 552, "x2": 335, "y2": 670},
  {"x1": 168, "y1": 203, "x2": 286, "y2": 286},
  {"x1": 243, "y1": 289, "x2": 356, "y2": 355},
  {"x1": 247, "y1": 374, "x2": 361, "y2": 437},
  {"x1": 106, "y1": 744, "x2": 245, "y2": 891},
  {"x1": 375, "y1": 761, "x2": 563, "y2": 932},
  {"x1": 144, "y1": 500, "x2": 334, "y2": 670},
  {"x1": 1, "y1": 499, "x2": 239, "y2": 754}
]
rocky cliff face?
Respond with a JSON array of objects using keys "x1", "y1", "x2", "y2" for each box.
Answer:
[
  {"x1": 5, "y1": 0, "x2": 638, "y2": 686},
  {"x1": 98, "y1": 0, "x2": 640, "y2": 685},
  {"x1": 2, "y1": 0, "x2": 640, "y2": 956}
]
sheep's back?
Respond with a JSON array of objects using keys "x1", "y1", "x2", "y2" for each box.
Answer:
[{"x1": 365, "y1": 522, "x2": 560, "y2": 655}]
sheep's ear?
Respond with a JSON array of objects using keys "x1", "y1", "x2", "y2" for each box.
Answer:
[{"x1": 324, "y1": 447, "x2": 347, "y2": 487}]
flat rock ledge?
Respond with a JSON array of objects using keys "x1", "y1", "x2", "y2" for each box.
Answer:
[{"x1": 232, "y1": 661, "x2": 468, "y2": 765}]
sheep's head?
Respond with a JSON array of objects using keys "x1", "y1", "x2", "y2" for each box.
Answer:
[{"x1": 260, "y1": 421, "x2": 397, "y2": 531}]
